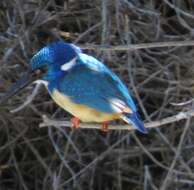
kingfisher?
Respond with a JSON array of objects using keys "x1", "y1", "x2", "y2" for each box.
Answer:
[{"x1": 1, "y1": 41, "x2": 147, "y2": 133}]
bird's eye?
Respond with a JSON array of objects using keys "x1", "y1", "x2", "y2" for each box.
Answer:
[
  {"x1": 40, "y1": 65, "x2": 48, "y2": 74},
  {"x1": 31, "y1": 65, "x2": 48, "y2": 79}
]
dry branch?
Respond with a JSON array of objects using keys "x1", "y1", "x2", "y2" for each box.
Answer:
[
  {"x1": 10, "y1": 83, "x2": 42, "y2": 113},
  {"x1": 39, "y1": 110, "x2": 194, "y2": 130},
  {"x1": 80, "y1": 40, "x2": 194, "y2": 51}
]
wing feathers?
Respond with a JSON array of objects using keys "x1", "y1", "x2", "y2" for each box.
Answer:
[{"x1": 109, "y1": 98, "x2": 132, "y2": 113}]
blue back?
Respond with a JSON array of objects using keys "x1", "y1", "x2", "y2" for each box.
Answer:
[{"x1": 48, "y1": 53, "x2": 137, "y2": 114}]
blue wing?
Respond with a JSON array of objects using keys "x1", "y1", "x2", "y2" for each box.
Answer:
[{"x1": 53, "y1": 53, "x2": 137, "y2": 114}]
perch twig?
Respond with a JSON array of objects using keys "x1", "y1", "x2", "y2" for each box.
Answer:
[{"x1": 39, "y1": 110, "x2": 194, "y2": 130}]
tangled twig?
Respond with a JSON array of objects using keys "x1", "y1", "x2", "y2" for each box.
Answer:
[{"x1": 10, "y1": 83, "x2": 42, "y2": 113}]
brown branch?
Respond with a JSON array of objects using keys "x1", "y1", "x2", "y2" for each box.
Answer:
[
  {"x1": 80, "y1": 40, "x2": 194, "y2": 51},
  {"x1": 39, "y1": 109, "x2": 194, "y2": 130}
]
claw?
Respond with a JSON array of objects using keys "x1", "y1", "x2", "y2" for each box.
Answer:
[
  {"x1": 71, "y1": 117, "x2": 80, "y2": 129},
  {"x1": 101, "y1": 121, "x2": 109, "y2": 132}
]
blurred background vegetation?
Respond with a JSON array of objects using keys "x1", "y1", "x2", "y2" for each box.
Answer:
[{"x1": 1, "y1": 0, "x2": 194, "y2": 189}]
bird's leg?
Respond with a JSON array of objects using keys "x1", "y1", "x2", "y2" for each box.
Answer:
[
  {"x1": 101, "y1": 121, "x2": 109, "y2": 132},
  {"x1": 71, "y1": 117, "x2": 80, "y2": 129}
]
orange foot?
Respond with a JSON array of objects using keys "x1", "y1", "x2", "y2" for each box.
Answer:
[
  {"x1": 71, "y1": 117, "x2": 80, "y2": 129},
  {"x1": 101, "y1": 121, "x2": 109, "y2": 132}
]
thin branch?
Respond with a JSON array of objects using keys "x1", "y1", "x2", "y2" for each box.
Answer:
[
  {"x1": 10, "y1": 83, "x2": 42, "y2": 113},
  {"x1": 170, "y1": 99, "x2": 194, "y2": 106},
  {"x1": 101, "y1": 0, "x2": 108, "y2": 44},
  {"x1": 160, "y1": 118, "x2": 191, "y2": 190},
  {"x1": 39, "y1": 109, "x2": 194, "y2": 130},
  {"x1": 80, "y1": 40, "x2": 194, "y2": 51}
]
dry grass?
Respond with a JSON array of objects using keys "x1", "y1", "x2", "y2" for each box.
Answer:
[{"x1": 1, "y1": 0, "x2": 194, "y2": 189}]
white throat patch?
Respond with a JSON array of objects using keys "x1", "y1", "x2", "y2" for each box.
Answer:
[
  {"x1": 34, "y1": 80, "x2": 48, "y2": 87},
  {"x1": 61, "y1": 57, "x2": 77, "y2": 71}
]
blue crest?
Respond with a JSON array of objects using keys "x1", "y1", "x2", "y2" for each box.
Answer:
[{"x1": 30, "y1": 41, "x2": 81, "y2": 70}]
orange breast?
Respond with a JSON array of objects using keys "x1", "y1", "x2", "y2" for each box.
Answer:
[{"x1": 51, "y1": 89, "x2": 121, "y2": 122}]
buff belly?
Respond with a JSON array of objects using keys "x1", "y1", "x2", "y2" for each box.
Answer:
[{"x1": 51, "y1": 89, "x2": 121, "y2": 122}]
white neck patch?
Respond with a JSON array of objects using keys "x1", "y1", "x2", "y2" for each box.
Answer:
[
  {"x1": 34, "y1": 79, "x2": 48, "y2": 87},
  {"x1": 61, "y1": 57, "x2": 77, "y2": 71}
]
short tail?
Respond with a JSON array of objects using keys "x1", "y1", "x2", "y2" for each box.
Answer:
[{"x1": 122, "y1": 112, "x2": 148, "y2": 134}]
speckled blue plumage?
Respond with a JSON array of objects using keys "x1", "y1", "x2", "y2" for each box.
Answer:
[
  {"x1": 30, "y1": 41, "x2": 147, "y2": 134},
  {"x1": 56, "y1": 54, "x2": 136, "y2": 113},
  {"x1": 31, "y1": 41, "x2": 82, "y2": 69}
]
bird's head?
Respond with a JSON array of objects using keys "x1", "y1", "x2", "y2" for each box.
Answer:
[
  {"x1": 0, "y1": 41, "x2": 82, "y2": 103},
  {"x1": 30, "y1": 41, "x2": 82, "y2": 80}
]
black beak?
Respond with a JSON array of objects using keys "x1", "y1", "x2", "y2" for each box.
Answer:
[{"x1": 0, "y1": 68, "x2": 43, "y2": 105}]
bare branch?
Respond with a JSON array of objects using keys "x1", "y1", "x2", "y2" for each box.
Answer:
[
  {"x1": 10, "y1": 83, "x2": 42, "y2": 113},
  {"x1": 170, "y1": 99, "x2": 194, "y2": 106},
  {"x1": 39, "y1": 110, "x2": 194, "y2": 130},
  {"x1": 80, "y1": 40, "x2": 194, "y2": 51}
]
